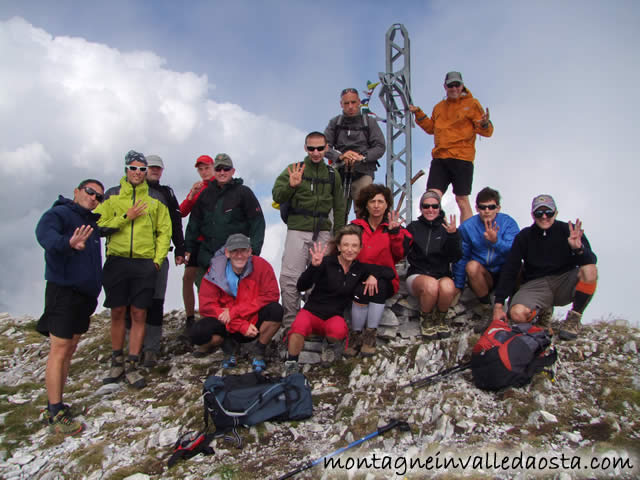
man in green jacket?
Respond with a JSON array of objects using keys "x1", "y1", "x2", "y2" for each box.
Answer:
[
  {"x1": 184, "y1": 153, "x2": 265, "y2": 273},
  {"x1": 272, "y1": 131, "x2": 345, "y2": 327},
  {"x1": 95, "y1": 151, "x2": 172, "y2": 388}
]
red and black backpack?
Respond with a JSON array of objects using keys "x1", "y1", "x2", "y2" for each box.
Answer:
[{"x1": 471, "y1": 319, "x2": 557, "y2": 391}]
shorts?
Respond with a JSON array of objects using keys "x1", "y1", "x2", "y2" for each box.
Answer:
[
  {"x1": 102, "y1": 256, "x2": 157, "y2": 309},
  {"x1": 186, "y1": 243, "x2": 201, "y2": 268},
  {"x1": 426, "y1": 157, "x2": 474, "y2": 196},
  {"x1": 509, "y1": 269, "x2": 579, "y2": 312},
  {"x1": 37, "y1": 282, "x2": 97, "y2": 339},
  {"x1": 188, "y1": 302, "x2": 283, "y2": 346}
]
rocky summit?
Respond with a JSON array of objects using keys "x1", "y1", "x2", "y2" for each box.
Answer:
[{"x1": 0, "y1": 296, "x2": 639, "y2": 479}]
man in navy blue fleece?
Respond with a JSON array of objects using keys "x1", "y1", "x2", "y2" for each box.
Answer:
[{"x1": 36, "y1": 179, "x2": 104, "y2": 435}]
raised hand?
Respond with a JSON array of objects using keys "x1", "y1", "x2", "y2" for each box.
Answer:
[
  {"x1": 362, "y1": 275, "x2": 379, "y2": 296},
  {"x1": 188, "y1": 181, "x2": 204, "y2": 200},
  {"x1": 388, "y1": 210, "x2": 403, "y2": 230},
  {"x1": 478, "y1": 107, "x2": 490, "y2": 129},
  {"x1": 568, "y1": 219, "x2": 584, "y2": 250},
  {"x1": 69, "y1": 225, "x2": 94, "y2": 251},
  {"x1": 288, "y1": 162, "x2": 305, "y2": 188},
  {"x1": 408, "y1": 104, "x2": 420, "y2": 113},
  {"x1": 309, "y1": 242, "x2": 328, "y2": 267},
  {"x1": 443, "y1": 214, "x2": 457, "y2": 234},
  {"x1": 126, "y1": 200, "x2": 147, "y2": 220},
  {"x1": 483, "y1": 219, "x2": 500, "y2": 244}
]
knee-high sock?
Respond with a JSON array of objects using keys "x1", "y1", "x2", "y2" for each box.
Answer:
[
  {"x1": 366, "y1": 302, "x2": 385, "y2": 328},
  {"x1": 572, "y1": 280, "x2": 597, "y2": 313},
  {"x1": 350, "y1": 303, "x2": 368, "y2": 331}
]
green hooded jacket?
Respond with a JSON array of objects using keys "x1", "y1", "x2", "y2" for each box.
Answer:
[
  {"x1": 95, "y1": 177, "x2": 172, "y2": 266},
  {"x1": 272, "y1": 156, "x2": 345, "y2": 234}
]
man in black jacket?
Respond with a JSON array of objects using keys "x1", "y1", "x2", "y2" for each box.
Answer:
[
  {"x1": 493, "y1": 194, "x2": 598, "y2": 340},
  {"x1": 143, "y1": 155, "x2": 185, "y2": 366}
]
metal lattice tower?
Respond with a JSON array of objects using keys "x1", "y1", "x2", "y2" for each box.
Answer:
[{"x1": 379, "y1": 24, "x2": 414, "y2": 221}]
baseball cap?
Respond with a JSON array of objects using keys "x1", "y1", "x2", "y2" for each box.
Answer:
[
  {"x1": 195, "y1": 155, "x2": 214, "y2": 167},
  {"x1": 145, "y1": 155, "x2": 164, "y2": 169},
  {"x1": 125, "y1": 150, "x2": 147, "y2": 165},
  {"x1": 214, "y1": 153, "x2": 233, "y2": 168},
  {"x1": 225, "y1": 233, "x2": 251, "y2": 251},
  {"x1": 531, "y1": 194, "x2": 557, "y2": 213},
  {"x1": 444, "y1": 71, "x2": 463, "y2": 86}
]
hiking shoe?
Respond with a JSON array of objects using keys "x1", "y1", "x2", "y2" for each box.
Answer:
[
  {"x1": 103, "y1": 355, "x2": 125, "y2": 384},
  {"x1": 360, "y1": 328, "x2": 377, "y2": 357},
  {"x1": 125, "y1": 360, "x2": 146, "y2": 389},
  {"x1": 252, "y1": 356, "x2": 266, "y2": 373},
  {"x1": 142, "y1": 350, "x2": 158, "y2": 368},
  {"x1": 420, "y1": 312, "x2": 438, "y2": 341},
  {"x1": 283, "y1": 360, "x2": 300, "y2": 377},
  {"x1": 344, "y1": 330, "x2": 363, "y2": 357},
  {"x1": 434, "y1": 311, "x2": 451, "y2": 339},
  {"x1": 322, "y1": 339, "x2": 344, "y2": 365},
  {"x1": 193, "y1": 344, "x2": 217, "y2": 358},
  {"x1": 39, "y1": 403, "x2": 86, "y2": 425},
  {"x1": 222, "y1": 354, "x2": 237, "y2": 369},
  {"x1": 558, "y1": 310, "x2": 582, "y2": 341},
  {"x1": 48, "y1": 409, "x2": 84, "y2": 436},
  {"x1": 536, "y1": 308, "x2": 554, "y2": 330}
]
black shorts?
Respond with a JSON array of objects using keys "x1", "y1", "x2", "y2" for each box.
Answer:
[
  {"x1": 186, "y1": 243, "x2": 201, "y2": 268},
  {"x1": 426, "y1": 157, "x2": 474, "y2": 196},
  {"x1": 488, "y1": 270, "x2": 501, "y2": 290},
  {"x1": 102, "y1": 256, "x2": 157, "y2": 309},
  {"x1": 37, "y1": 282, "x2": 97, "y2": 339},
  {"x1": 188, "y1": 302, "x2": 283, "y2": 345}
]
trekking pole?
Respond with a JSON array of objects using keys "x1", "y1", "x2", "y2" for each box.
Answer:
[
  {"x1": 343, "y1": 164, "x2": 353, "y2": 223},
  {"x1": 278, "y1": 419, "x2": 410, "y2": 480},
  {"x1": 401, "y1": 361, "x2": 471, "y2": 389}
]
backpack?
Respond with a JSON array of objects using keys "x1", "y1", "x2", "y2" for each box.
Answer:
[
  {"x1": 202, "y1": 371, "x2": 313, "y2": 447},
  {"x1": 279, "y1": 162, "x2": 335, "y2": 223},
  {"x1": 471, "y1": 319, "x2": 557, "y2": 391},
  {"x1": 332, "y1": 113, "x2": 371, "y2": 149}
]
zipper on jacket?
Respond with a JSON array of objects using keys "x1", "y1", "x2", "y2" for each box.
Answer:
[{"x1": 129, "y1": 185, "x2": 136, "y2": 257}]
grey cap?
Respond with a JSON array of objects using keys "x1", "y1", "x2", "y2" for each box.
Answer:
[
  {"x1": 444, "y1": 71, "x2": 463, "y2": 86},
  {"x1": 214, "y1": 153, "x2": 233, "y2": 168},
  {"x1": 225, "y1": 233, "x2": 251, "y2": 251},
  {"x1": 145, "y1": 155, "x2": 164, "y2": 169},
  {"x1": 531, "y1": 194, "x2": 557, "y2": 213},
  {"x1": 125, "y1": 150, "x2": 146, "y2": 165}
]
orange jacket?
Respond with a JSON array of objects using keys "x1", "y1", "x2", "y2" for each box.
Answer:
[{"x1": 414, "y1": 87, "x2": 493, "y2": 162}]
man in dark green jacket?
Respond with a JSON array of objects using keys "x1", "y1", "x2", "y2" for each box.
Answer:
[
  {"x1": 272, "y1": 131, "x2": 345, "y2": 327},
  {"x1": 185, "y1": 153, "x2": 265, "y2": 272}
]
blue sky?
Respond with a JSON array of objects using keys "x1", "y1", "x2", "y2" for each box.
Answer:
[{"x1": 1, "y1": 1, "x2": 638, "y2": 323}]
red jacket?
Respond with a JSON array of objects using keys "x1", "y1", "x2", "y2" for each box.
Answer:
[
  {"x1": 199, "y1": 254, "x2": 280, "y2": 335},
  {"x1": 179, "y1": 178, "x2": 212, "y2": 217},
  {"x1": 351, "y1": 218, "x2": 412, "y2": 294}
]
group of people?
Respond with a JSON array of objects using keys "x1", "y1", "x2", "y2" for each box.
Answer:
[{"x1": 35, "y1": 71, "x2": 597, "y2": 435}]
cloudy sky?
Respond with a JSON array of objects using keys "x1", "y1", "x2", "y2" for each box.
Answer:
[{"x1": 1, "y1": 1, "x2": 637, "y2": 324}]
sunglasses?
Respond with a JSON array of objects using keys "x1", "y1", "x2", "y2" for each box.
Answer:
[
  {"x1": 446, "y1": 82, "x2": 461, "y2": 88},
  {"x1": 533, "y1": 209, "x2": 555, "y2": 218},
  {"x1": 477, "y1": 204, "x2": 498, "y2": 211},
  {"x1": 341, "y1": 88, "x2": 358, "y2": 96},
  {"x1": 126, "y1": 165, "x2": 147, "y2": 172},
  {"x1": 421, "y1": 203, "x2": 440, "y2": 210},
  {"x1": 306, "y1": 145, "x2": 326, "y2": 152},
  {"x1": 214, "y1": 165, "x2": 233, "y2": 172},
  {"x1": 83, "y1": 186, "x2": 104, "y2": 202}
]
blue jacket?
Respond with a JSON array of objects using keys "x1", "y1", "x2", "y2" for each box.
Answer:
[
  {"x1": 453, "y1": 212, "x2": 520, "y2": 289},
  {"x1": 36, "y1": 196, "x2": 103, "y2": 297}
]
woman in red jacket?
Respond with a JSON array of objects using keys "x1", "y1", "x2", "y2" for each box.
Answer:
[
  {"x1": 346, "y1": 184, "x2": 411, "y2": 356},
  {"x1": 179, "y1": 155, "x2": 215, "y2": 332}
]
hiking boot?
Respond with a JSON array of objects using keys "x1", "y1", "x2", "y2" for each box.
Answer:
[
  {"x1": 343, "y1": 330, "x2": 363, "y2": 357},
  {"x1": 124, "y1": 359, "x2": 146, "y2": 389},
  {"x1": 420, "y1": 312, "x2": 438, "y2": 341},
  {"x1": 142, "y1": 350, "x2": 159, "y2": 368},
  {"x1": 193, "y1": 344, "x2": 216, "y2": 358},
  {"x1": 283, "y1": 360, "x2": 300, "y2": 377},
  {"x1": 251, "y1": 356, "x2": 266, "y2": 373},
  {"x1": 473, "y1": 303, "x2": 493, "y2": 333},
  {"x1": 222, "y1": 354, "x2": 237, "y2": 369},
  {"x1": 558, "y1": 310, "x2": 582, "y2": 341},
  {"x1": 103, "y1": 355, "x2": 124, "y2": 384},
  {"x1": 48, "y1": 409, "x2": 84, "y2": 436},
  {"x1": 360, "y1": 328, "x2": 377, "y2": 357},
  {"x1": 536, "y1": 308, "x2": 554, "y2": 331},
  {"x1": 321, "y1": 339, "x2": 345, "y2": 365},
  {"x1": 434, "y1": 310, "x2": 451, "y2": 339}
]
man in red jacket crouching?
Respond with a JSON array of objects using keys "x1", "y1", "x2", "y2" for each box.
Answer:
[{"x1": 188, "y1": 234, "x2": 282, "y2": 372}]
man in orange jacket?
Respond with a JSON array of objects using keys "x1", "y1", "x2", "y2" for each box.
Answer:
[
  {"x1": 188, "y1": 234, "x2": 282, "y2": 372},
  {"x1": 410, "y1": 71, "x2": 493, "y2": 222}
]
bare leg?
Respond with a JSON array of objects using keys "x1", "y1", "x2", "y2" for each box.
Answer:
[
  {"x1": 436, "y1": 277, "x2": 456, "y2": 311},
  {"x1": 412, "y1": 275, "x2": 439, "y2": 313},
  {"x1": 111, "y1": 306, "x2": 127, "y2": 351},
  {"x1": 182, "y1": 266, "x2": 198, "y2": 317},
  {"x1": 45, "y1": 335, "x2": 76, "y2": 405},
  {"x1": 287, "y1": 333, "x2": 305, "y2": 356},
  {"x1": 466, "y1": 260, "x2": 494, "y2": 298},
  {"x1": 455, "y1": 195, "x2": 473, "y2": 223},
  {"x1": 258, "y1": 321, "x2": 281, "y2": 345},
  {"x1": 129, "y1": 306, "x2": 147, "y2": 356}
]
